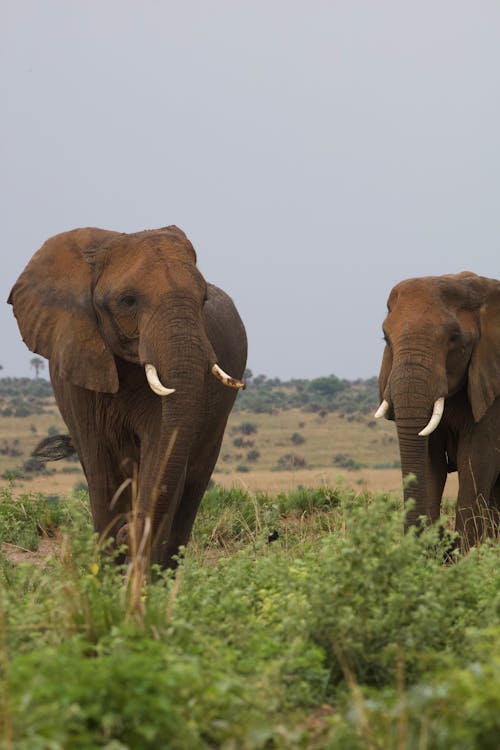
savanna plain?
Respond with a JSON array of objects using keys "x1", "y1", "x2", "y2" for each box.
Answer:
[{"x1": 0, "y1": 375, "x2": 498, "y2": 749}]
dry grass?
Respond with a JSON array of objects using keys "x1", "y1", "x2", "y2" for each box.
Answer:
[
  {"x1": 220, "y1": 408, "x2": 400, "y2": 470},
  {"x1": 0, "y1": 399, "x2": 459, "y2": 503},
  {"x1": 214, "y1": 467, "x2": 459, "y2": 499}
]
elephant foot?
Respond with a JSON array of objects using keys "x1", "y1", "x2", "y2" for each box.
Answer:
[
  {"x1": 114, "y1": 518, "x2": 152, "y2": 562},
  {"x1": 115, "y1": 523, "x2": 129, "y2": 550}
]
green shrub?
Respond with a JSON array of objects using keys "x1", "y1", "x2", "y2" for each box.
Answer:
[
  {"x1": 1, "y1": 486, "x2": 499, "y2": 749},
  {"x1": 0, "y1": 488, "x2": 79, "y2": 551},
  {"x1": 277, "y1": 453, "x2": 307, "y2": 470},
  {"x1": 332, "y1": 453, "x2": 364, "y2": 471},
  {"x1": 232, "y1": 421, "x2": 258, "y2": 436}
]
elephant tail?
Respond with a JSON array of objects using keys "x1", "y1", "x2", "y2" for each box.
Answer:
[{"x1": 31, "y1": 434, "x2": 76, "y2": 462}]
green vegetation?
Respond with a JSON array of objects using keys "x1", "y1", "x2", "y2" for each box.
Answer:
[
  {"x1": 276, "y1": 453, "x2": 307, "y2": 470},
  {"x1": 0, "y1": 374, "x2": 379, "y2": 417},
  {"x1": 332, "y1": 453, "x2": 364, "y2": 471},
  {"x1": 0, "y1": 378, "x2": 53, "y2": 418},
  {"x1": 1, "y1": 485, "x2": 499, "y2": 748},
  {"x1": 0, "y1": 487, "x2": 75, "y2": 551},
  {"x1": 0, "y1": 378, "x2": 53, "y2": 399},
  {"x1": 235, "y1": 373, "x2": 379, "y2": 414}
]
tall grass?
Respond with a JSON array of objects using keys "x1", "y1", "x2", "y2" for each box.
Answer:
[{"x1": 0, "y1": 484, "x2": 499, "y2": 749}]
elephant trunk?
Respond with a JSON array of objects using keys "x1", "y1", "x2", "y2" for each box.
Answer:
[
  {"x1": 390, "y1": 354, "x2": 446, "y2": 530},
  {"x1": 137, "y1": 302, "x2": 209, "y2": 565},
  {"x1": 395, "y1": 423, "x2": 431, "y2": 530}
]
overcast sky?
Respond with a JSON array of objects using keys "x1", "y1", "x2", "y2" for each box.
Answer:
[{"x1": 2, "y1": 1, "x2": 499, "y2": 381}]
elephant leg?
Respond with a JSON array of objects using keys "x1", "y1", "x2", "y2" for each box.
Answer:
[
  {"x1": 52, "y1": 378, "x2": 137, "y2": 541},
  {"x1": 84, "y1": 448, "x2": 133, "y2": 540},
  {"x1": 161, "y1": 432, "x2": 226, "y2": 567},
  {"x1": 455, "y1": 443, "x2": 499, "y2": 550},
  {"x1": 492, "y1": 475, "x2": 500, "y2": 512},
  {"x1": 426, "y1": 431, "x2": 448, "y2": 523}
]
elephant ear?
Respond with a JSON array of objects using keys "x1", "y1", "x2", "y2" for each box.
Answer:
[
  {"x1": 468, "y1": 284, "x2": 500, "y2": 422},
  {"x1": 8, "y1": 228, "x2": 119, "y2": 393}
]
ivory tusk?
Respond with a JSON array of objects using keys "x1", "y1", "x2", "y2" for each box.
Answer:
[
  {"x1": 374, "y1": 399, "x2": 390, "y2": 419},
  {"x1": 145, "y1": 364, "x2": 176, "y2": 396},
  {"x1": 211, "y1": 364, "x2": 246, "y2": 390},
  {"x1": 418, "y1": 397, "x2": 445, "y2": 437}
]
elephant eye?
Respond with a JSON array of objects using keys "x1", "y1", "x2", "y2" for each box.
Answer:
[{"x1": 119, "y1": 294, "x2": 137, "y2": 309}]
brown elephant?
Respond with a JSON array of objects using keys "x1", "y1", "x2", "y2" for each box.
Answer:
[
  {"x1": 9, "y1": 226, "x2": 247, "y2": 567},
  {"x1": 376, "y1": 272, "x2": 500, "y2": 550}
]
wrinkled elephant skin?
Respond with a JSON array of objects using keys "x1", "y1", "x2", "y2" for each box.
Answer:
[
  {"x1": 9, "y1": 226, "x2": 247, "y2": 567},
  {"x1": 377, "y1": 272, "x2": 500, "y2": 550}
]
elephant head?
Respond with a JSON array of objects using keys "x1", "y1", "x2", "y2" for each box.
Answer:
[
  {"x1": 376, "y1": 272, "x2": 500, "y2": 530},
  {"x1": 8, "y1": 225, "x2": 245, "y2": 564}
]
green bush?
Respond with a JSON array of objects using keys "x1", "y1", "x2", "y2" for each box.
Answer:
[
  {"x1": 0, "y1": 489, "x2": 70, "y2": 550},
  {"x1": 277, "y1": 453, "x2": 307, "y2": 470},
  {"x1": 333, "y1": 453, "x2": 364, "y2": 471},
  {"x1": 233, "y1": 421, "x2": 258, "y2": 436},
  {"x1": 1, "y1": 486, "x2": 499, "y2": 748}
]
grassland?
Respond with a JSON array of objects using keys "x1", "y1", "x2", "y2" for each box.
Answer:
[{"x1": 0, "y1": 394, "x2": 459, "y2": 500}]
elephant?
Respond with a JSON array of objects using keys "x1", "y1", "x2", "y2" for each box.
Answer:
[
  {"x1": 8, "y1": 225, "x2": 247, "y2": 567},
  {"x1": 375, "y1": 272, "x2": 500, "y2": 551}
]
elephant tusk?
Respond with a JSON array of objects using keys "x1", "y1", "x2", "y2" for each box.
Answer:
[
  {"x1": 374, "y1": 399, "x2": 390, "y2": 419},
  {"x1": 145, "y1": 364, "x2": 176, "y2": 396},
  {"x1": 211, "y1": 364, "x2": 246, "y2": 390},
  {"x1": 418, "y1": 397, "x2": 445, "y2": 437}
]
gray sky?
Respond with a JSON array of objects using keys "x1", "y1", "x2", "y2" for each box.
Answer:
[{"x1": 2, "y1": 1, "x2": 499, "y2": 381}]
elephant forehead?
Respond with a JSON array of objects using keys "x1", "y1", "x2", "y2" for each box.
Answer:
[
  {"x1": 96, "y1": 253, "x2": 205, "y2": 300},
  {"x1": 101, "y1": 230, "x2": 196, "y2": 263},
  {"x1": 389, "y1": 275, "x2": 484, "y2": 312}
]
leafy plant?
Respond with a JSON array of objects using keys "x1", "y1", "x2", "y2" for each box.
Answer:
[
  {"x1": 0, "y1": 488, "x2": 73, "y2": 551},
  {"x1": 1, "y1": 485, "x2": 499, "y2": 749}
]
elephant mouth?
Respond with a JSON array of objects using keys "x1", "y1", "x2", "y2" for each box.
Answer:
[
  {"x1": 374, "y1": 396, "x2": 445, "y2": 436},
  {"x1": 144, "y1": 362, "x2": 245, "y2": 396}
]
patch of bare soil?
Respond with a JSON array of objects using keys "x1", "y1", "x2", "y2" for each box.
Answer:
[{"x1": 2, "y1": 536, "x2": 59, "y2": 566}]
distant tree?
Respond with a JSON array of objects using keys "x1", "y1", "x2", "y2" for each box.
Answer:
[
  {"x1": 252, "y1": 375, "x2": 267, "y2": 387},
  {"x1": 30, "y1": 357, "x2": 45, "y2": 379},
  {"x1": 308, "y1": 374, "x2": 347, "y2": 397}
]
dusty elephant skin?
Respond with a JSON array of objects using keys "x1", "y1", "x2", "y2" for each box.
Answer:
[
  {"x1": 8, "y1": 226, "x2": 247, "y2": 567},
  {"x1": 376, "y1": 272, "x2": 500, "y2": 551}
]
